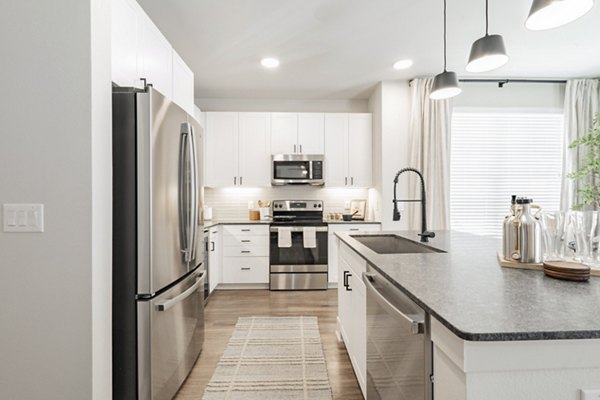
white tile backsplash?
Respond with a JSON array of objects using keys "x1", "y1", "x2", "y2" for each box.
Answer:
[{"x1": 204, "y1": 187, "x2": 370, "y2": 220}]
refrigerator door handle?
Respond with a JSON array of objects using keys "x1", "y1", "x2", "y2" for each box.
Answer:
[
  {"x1": 156, "y1": 271, "x2": 205, "y2": 312},
  {"x1": 188, "y1": 123, "x2": 199, "y2": 263},
  {"x1": 178, "y1": 124, "x2": 190, "y2": 261}
]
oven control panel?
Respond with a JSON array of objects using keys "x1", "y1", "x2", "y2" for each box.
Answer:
[{"x1": 272, "y1": 200, "x2": 323, "y2": 212}]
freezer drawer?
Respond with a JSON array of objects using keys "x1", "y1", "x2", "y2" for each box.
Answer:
[{"x1": 138, "y1": 269, "x2": 205, "y2": 400}]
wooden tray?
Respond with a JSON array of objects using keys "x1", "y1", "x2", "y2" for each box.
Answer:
[{"x1": 497, "y1": 252, "x2": 600, "y2": 277}]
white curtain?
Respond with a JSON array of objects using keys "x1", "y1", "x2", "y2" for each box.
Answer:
[
  {"x1": 561, "y1": 79, "x2": 600, "y2": 211},
  {"x1": 406, "y1": 78, "x2": 452, "y2": 230}
]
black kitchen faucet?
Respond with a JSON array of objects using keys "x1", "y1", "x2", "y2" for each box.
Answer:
[{"x1": 392, "y1": 167, "x2": 436, "y2": 243}]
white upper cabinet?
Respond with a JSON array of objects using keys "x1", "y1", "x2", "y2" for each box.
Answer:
[
  {"x1": 138, "y1": 12, "x2": 172, "y2": 98},
  {"x1": 238, "y1": 113, "x2": 271, "y2": 187},
  {"x1": 324, "y1": 114, "x2": 349, "y2": 187},
  {"x1": 298, "y1": 113, "x2": 325, "y2": 154},
  {"x1": 205, "y1": 112, "x2": 270, "y2": 187},
  {"x1": 111, "y1": 0, "x2": 194, "y2": 108},
  {"x1": 172, "y1": 50, "x2": 195, "y2": 115},
  {"x1": 348, "y1": 114, "x2": 372, "y2": 187},
  {"x1": 205, "y1": 112, "x2": 239, "y2": 187},
  {"x1": 270, "y1": 113, "x2": 298, "y2": 154},
  {"x1": 325, "y1": 113, "x2": 372, "y2": 187},
  {"x1": 111, "y1": 0, "x2": 142, "y2": 88},
  {"x1": 270, "y1": 113, "x2": 325, "y2": 155}
]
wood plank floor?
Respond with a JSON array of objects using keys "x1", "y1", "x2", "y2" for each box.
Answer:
[{"x1": 174, "y1": 289, "x2": 364, "y2": 400}]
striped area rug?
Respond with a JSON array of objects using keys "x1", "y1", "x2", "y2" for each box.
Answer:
[{"x1": 202, "y1": 316, "x2": 333, "y2": 400}]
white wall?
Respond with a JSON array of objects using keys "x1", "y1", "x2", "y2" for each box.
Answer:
[
  {"x1": 454, "y1": 82, "x2": 565, "y2": 109},
  {"x1": 196, "y1": 97, "x2": 368, "y2": 113},
  {"x1": 368, "y1": 80, "x2": 412, "y2": 231},
  {"x1": 0, "y1": 1, "x2": 112, "y2": 399}
]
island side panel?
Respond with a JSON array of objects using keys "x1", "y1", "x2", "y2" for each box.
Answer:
[{"x1": 431, "y1": 318, "x2": 600, "y2": 400}]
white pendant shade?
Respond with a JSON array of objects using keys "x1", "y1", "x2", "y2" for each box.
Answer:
[
  {"x1": 466, "y1": 34, "x2": 509, "y2": 72},
  {"x1": 526, "y1": 0, "x2": 594, "y2": 30},
  {"x1": 430, "y1": 71, "x2": 462, "y2": 100}
]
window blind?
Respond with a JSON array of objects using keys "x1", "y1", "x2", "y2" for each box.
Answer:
[{"x1": 450, "y1": 110, "x2": 564, "y2": 237}]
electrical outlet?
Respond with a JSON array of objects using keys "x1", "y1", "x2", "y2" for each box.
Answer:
[
  {"x1": 581, "y1": 389, "x2": 600, "y2": 400},
  {"x1": 344, "y1": 201, "x2": 351, "y2": 209}
]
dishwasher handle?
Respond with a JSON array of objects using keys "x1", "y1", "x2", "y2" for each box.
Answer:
[{"x1": 363, "y1": 272, "x2": 424, "y2": 335}]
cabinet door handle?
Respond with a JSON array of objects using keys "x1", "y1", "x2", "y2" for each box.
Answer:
[
  {"x1": 241, "y1": 239, "x2": 251, "y2": 243},
  {"x1": 240, "y1": 176, "x2": 243, "y2": 185},
  {"x1": 241, "y1": 267, "x2": 251, "y2": 271},
  {"x1": 345, "y1": 177, "x2": 348, "y2": 186},
  {"x1": 241, "y1": 250, "x2": 251, "y2": 254},
  {"x1": 241, "y1": 229, "x2": 251, "y2": 232},
  {"x1": 211, "y1": 241, "x2": 215, "y2": 251},
  {"x1": 299, "y1": 144, "x2": 302, "y2": 153},
  {"x1": 294, "y1": 144, "x2": 297, "y2": 153},
  {"x1": 351, "y1": 177, "x2": 354, "y2": 185},
  {"x1": 234, "y1": 176, "x2": 237, "y2": 185},
  {"x1": 343, "y1": 271, "x2": 352, "y2": 291},
  {"x1": 349, "y1": 228, "x2": 359, "y2": 231}
]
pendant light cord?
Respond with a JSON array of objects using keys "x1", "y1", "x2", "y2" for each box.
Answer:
[
  {"x1": 443, "y1": 0, "x2": 447, "y2": 71},
  {"x1": 485, "y1": 0, "x2": 489, "y2": 35}
]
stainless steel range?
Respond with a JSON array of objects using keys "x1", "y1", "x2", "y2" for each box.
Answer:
[{"x1": 269, "y1": 200, "x2": 328, "y2": 290}]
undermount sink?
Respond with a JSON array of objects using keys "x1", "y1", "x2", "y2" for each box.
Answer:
[{"x1": 350, "y1": 234, "x2": 446, "y2": 254}]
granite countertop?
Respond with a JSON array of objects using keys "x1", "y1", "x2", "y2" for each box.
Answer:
[
  {"x1": 336, "y1": 230, "x2": 600, "y2": 342},
  {"x1": 204, "y1": 219, "x2": 381, "y2": 228},
  {"x1": 204, "y1": 219, "x2": 271, "y2": 228},
  {"x1": 326, "y1": 220, "x2": 381, "y2": 224}
]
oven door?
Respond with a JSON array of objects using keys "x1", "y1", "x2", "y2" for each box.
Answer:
[{"x1": 269, "y1": 226, "x2": 328, "y2": 265}]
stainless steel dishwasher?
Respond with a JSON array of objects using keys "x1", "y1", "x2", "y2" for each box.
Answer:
[{"x1": 363, "y1": 266, "x2": 433, "y2": 400}]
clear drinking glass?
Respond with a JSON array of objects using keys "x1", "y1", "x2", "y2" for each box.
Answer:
[
  {"x1": 540, "y1": 211, "x2": 567, "y2": 261},
  {"x1": 570, "y1": 211, "x2": 598, "y2": 264},
  {"x1": 588, "y1": 212, "x2": 600, "y2": 268}
]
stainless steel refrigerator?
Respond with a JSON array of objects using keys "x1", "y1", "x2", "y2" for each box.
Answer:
[{"x1": 112, "y1": 85, "x2": 205, "y2": 400}]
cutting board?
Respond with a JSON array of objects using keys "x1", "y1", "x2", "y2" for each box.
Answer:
[{"x1": 496, "y1": 252, "x2": 600, "y2": 277}]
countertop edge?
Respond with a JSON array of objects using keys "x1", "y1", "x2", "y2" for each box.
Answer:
[
  {"x1": 204, "y1": 220, "x2": 382, "y2": 228},
  {"x1": 335, "y1": 231, "x2": 600, "y2": 342}
]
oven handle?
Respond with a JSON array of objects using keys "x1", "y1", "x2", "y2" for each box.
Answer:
[
  {"x1": 270, "y1": 226, "x2": 328, "y2": 233},
  {"x1": 363, "y1": 272, "x2": 424, "y2": 334}
]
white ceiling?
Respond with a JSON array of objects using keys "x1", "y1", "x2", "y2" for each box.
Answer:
[{"x1": 137, "y1": 0, "x2": 600, "y2": 100}]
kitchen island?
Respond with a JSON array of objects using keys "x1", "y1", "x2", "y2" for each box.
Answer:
[{"x1": 335, "y1": 230, "x2": 600, "y2": 400}]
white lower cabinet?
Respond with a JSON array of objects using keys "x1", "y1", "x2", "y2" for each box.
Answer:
[
  {"x1": 221, "y1": 257, "x2": 269, "y2": 284},
  {"x1": 207, "y1": 226, "x2": 221, "y2": 294},
  {"x1": 328, "y1": 224, "x2": 380, "y2": 283},
  {"x1": 337, "y1": 240, "x2": 368, "y2": 397},
  {"x1": 221, "y1": 224, "x2": 270, "y2": 285}
]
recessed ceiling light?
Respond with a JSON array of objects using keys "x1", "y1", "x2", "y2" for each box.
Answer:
[
  {"x1": 393, "y1": 59, "x2": 414, "y2": 70},
  {"x1": 261, "y1": 57, "x2": 280, "y2": 68}
]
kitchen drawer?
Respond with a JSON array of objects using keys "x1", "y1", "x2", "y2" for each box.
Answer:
[
  {"x1": 223, "y1": 235, "x2": 269, "y2": 248},
  {"x1": 222, "y1": 224, "x2": 269, "y2": 237},
  {"x1": 222, "y1": 244, "x2": 269, "y2": 257},
  {"x1": 329, "y1": 224, "x2": 381, "y2": 234},
  {"x1": 222, "y1": 257, "x2": 269, "y2": 284},
  {"x1": 339, "y1": 242, "x2": 367, "y2": 275}
]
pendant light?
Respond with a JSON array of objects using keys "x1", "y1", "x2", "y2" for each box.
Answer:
[
  {"x1": 526, "y1": 0, "x2": 594, "y2": 30},
  {"x1": 430, "y1": 0, "x2": 461, "y2": 100},
  {"x1": 466, "y1": 0, "x2": 509, "y2": 72}
]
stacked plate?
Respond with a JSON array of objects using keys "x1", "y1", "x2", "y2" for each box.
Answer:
[{"x1": 543, "y1": 261, "x2": 591, "y2": 282}]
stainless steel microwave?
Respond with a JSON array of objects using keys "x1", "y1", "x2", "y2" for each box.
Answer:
[{"x1": 271, "y1": 154, "x2": 325, "y2": 186}]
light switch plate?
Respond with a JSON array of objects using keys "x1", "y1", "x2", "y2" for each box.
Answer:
[
  {"x1": 3, "y1": 204, "x2": 44, "y2": 232},
  {"x1": 581, "y1": 389, "x2": 600, "y2": 400}
]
